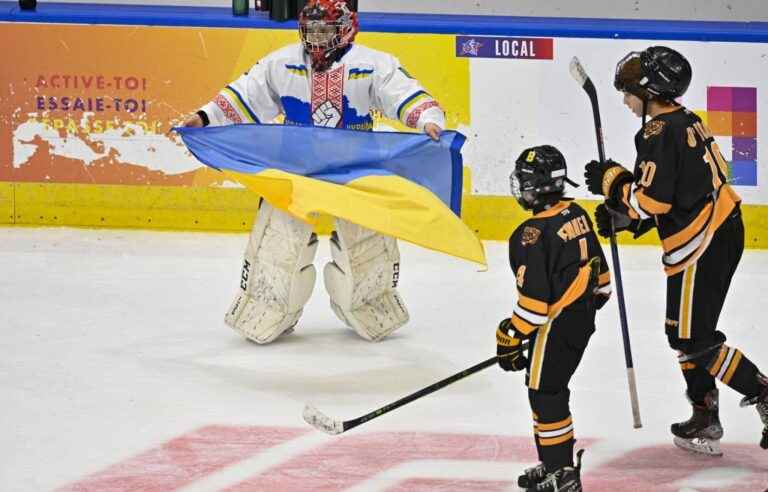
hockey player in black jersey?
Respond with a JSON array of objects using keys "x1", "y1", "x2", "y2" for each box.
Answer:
[
  {"x1": 583, "y1": 45, "x2": 768, "y2": 456},
  {"x1": 497, "y1": 145, "x2": 611, "y2": 491}
]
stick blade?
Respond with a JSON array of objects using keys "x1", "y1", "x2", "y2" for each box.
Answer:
[
  {"x1": 303, "y1": 404, "x2": 345, "y2": 435},
  {"x1": 569, "y1": 56, "x2": 589, "y2": 86}
]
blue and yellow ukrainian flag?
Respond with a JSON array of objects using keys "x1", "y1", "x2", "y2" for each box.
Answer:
[{"x1": 175, "y1": 124, "x2": 485, "y2": 265}]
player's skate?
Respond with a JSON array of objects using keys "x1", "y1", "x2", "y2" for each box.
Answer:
[
  {"x1": 225, "y1": 201, "x2": 318, "y2": 344},
  {"x1": 517, "y1": 462, "x2": 546, "y2": 489},
  {"x1": 671, "y1": 389, "x2": 724, "y2": 456},
  {"x1": 739, "y1": 373, "x2": 768, "y2": 449},
  {"x1": 529, "y1": 450, "x2": 584, "y2": 492},
  {"x1": 324, "y1": 218, "x2": 409, "y2": 342}
]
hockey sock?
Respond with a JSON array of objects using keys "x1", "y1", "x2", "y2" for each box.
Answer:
[
  {"x1": 529, "y1": 391, "x2": 544, "y2": 462},
  {"x1": 706, "y1": 344, "x2": 761, "y2": 398},
  {"x1": 680, "y1": 363, "x2": 717, "y2": 405},
  {"x1": 530, "y1": 389, "x2": 574, "y2": 472}
]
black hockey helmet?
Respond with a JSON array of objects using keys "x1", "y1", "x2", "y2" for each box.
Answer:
[
  {"x1": 510, "y1": 145, "x2": 578, "y2": 210},
  {"x1": 614, "y1": 46, "x2": 692, "y2": 102}
]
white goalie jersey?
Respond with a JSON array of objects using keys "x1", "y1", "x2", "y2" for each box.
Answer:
[
  {"x1": 210, "y1": 42, "x2": 438, "y2": 344},
  {"x1": 199, "y1": 42, "x2": 445, "y2": 132}
]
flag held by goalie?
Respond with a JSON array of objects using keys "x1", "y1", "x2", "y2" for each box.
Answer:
[{"x1": 175, "y1": 124, "x2": 486, "y2": 265}]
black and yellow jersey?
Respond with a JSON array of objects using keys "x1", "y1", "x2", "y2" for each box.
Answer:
[
  {"x1": 507, "y1": 201, "x2": 611, "y2": 339},
  {"x1": 614, "y1": 107, "x2": 741, "y2": 276}
]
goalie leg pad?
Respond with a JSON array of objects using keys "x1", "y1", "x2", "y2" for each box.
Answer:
[
  {"x1": 225, "y1": 201, "x2": 318, "y2": 344},
  {"x1": 323, "y1": 218, "x2": 409, "y2": 342}
]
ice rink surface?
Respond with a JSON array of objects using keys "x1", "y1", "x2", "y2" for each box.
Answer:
[{"x1": 2, "y1": 227, "x2": 767, "y2": 491}]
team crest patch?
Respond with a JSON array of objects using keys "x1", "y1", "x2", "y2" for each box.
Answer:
[
  {"x1": 521, "y1": 226, "x2": 541, "y2": 246},
  {"x1": 643, "y1": 120, "x2": 666, "y2": 139}
]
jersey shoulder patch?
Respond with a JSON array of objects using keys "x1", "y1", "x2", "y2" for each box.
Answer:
[
  {"x1": 643, "y1": 119, "x2": 667, "y2": 139},
  {"x1": 521, "y1": 226, "x2": 542, "y2": 246}
]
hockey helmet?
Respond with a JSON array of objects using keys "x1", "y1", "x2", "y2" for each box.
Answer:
[
  {"x1": 511, "y1": 145, "x2": 578, "y2": 210},
  {"x1": 614, "y1": 46, "x2": 692, "y2": 101},
  {"x1": 299, "y1": 0, "x2": 359, "y2": 71}
]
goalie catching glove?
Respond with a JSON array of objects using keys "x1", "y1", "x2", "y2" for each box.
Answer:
[{"x1": 496, "y1": 319, "x2": 527, "y2": 372}]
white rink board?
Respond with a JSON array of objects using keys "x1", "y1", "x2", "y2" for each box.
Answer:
[{"x1": 462, "y1": 37, "x2": 768, "y2": 203}]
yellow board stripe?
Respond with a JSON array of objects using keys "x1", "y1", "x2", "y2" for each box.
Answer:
[
  {"x1": 679, "y1": 263, "x2": 696, "y2": 340},
  {"x1": 7, "y1": 186, "x2": 768, "y2": 254},
  {"x1": 679, "y1": 362, "x2": 696, "y2": 370},
  {"x1": 528, "y1": 322, "x2": 551, "y2": 390},
  {"x1": 722, "y1": 350, "x2": 742, "y2": 385},
  {"x1": 539, "y1": 430, "x2": 574, "y2": 446}
]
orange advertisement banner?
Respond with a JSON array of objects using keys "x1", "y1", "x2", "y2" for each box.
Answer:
[
  {"x1": 0, "y1": 23, "x2": 468, "y2": 188},
  {"x1": 0, "y1": 23, "x2": 292, "y2": 187}
]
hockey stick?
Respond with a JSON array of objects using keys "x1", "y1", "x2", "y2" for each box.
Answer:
[
  {"x1": 569, "y1": 57, "x2": 642, "y2": 429},
  {"x1": 304, "y1": 342, "x2": 529, "y2": 435}
]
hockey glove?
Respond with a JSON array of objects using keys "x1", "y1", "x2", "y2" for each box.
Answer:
[
  {"x1": 583, "y1": 256, "x2": 610, "y2": 310},
  {"x1": 595, "y1": 202, "x2": 656, "y2": 239},
  {"x1": 594, "y1": 202, "x2": 633, "y2": 238},
  {"x1": 584, "y1": 159, "x2": 633, "y2": 198},
  {"x1": 496, "y1": 319, "x2": 527, "y2": 372},
  {"x1": 631, "y1": 218, "x2": 656, "y2": 239}
]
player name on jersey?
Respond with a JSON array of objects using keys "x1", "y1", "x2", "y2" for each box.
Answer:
[{"x1": 456, "y1": 36, "x2": 554, "y2": 60}]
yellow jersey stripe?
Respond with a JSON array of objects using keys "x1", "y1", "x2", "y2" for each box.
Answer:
[
  {"x1": 679, "y1": 263, "x2": 696, "y2": 340},
  {"x1": 537, "y1": 416, "x2": 573, "y2": 431},
  {"x1": 722, "y1": 350, "x2": 742, "y2": 385},
  {"x1": 518, "y1": 293, "x2": 549, "y2": 316},
  {"x1": 527, "y1": 322, "x2": 551, "y2": 390},
  {"x1": 709, "y1": 346, "x2": 729, "y2": 376}
]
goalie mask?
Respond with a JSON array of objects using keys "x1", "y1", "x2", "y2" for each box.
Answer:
[
  {"x1": 510, "y1": 145, "x2": 578, "y2": 210},
  {"x1": 299, "y1": 0, "x2": 359, "y2": 72}
]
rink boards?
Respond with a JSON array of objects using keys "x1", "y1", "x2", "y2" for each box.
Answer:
[{"x1": 1, "y1": 4, "x2": 767, "y2": 247}]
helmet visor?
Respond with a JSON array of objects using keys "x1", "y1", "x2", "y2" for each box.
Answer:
[
  {"x1": 614, "y1": 51, "x2": 643, "y2": 93},
  {"x1": 509, "y1": 171, "x2": 522, "y2": 200}
]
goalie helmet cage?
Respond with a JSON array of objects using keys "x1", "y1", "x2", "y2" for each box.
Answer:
[{"x1": 268, "y1": 0, "x2": 358, "y2": 22}]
